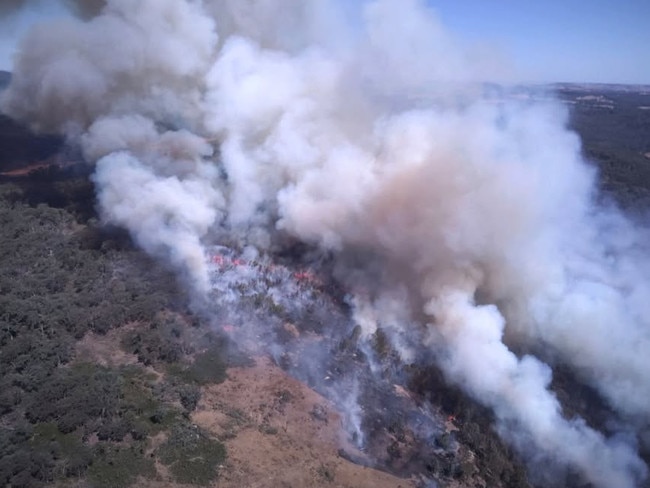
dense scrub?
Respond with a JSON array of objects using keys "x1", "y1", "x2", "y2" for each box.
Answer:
[
  {"x1": 562, "y1": 89, "x2": 650, "y2": 206},
  {"x1": 0, "y1": 117, "x2": 62, "y2": 173},
  {"x1": 0, "y1": 184, "x2": 176, "y2": 395},
  {"x1": 157, "y1": 424, "x2": 227, "y2": 485},
  {"x1": 0, "y1": 180, "x2": 228, "y2": 487}
]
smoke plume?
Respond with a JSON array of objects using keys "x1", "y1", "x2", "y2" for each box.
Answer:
[
  {"x1": 3, "y1": 0, "x2": 650, "y2": 486},
  {"x1": 0, "y1": 0, "x2": 104, "y2": 17}
]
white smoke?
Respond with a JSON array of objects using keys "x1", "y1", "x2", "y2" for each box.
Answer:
[{"x1": 2, "y1": 0, "x2": 650, "y2": 486}]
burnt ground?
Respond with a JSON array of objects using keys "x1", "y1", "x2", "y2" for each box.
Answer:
[
  {"x1": 0, "y1": 81, "x2": 649, "y2": 488},
  {"x1": 0, "y1": 113, "x2": 62, "y2": 174}
]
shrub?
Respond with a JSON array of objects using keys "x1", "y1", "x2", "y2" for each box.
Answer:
[
  {"x1": 157, "y1": 424, "x2": 226, "y2": 485},
  {"x1": 178, "y1": 384, "x2": 201, "y2": 412},
  {"x1": 87, "y1": 445, "x2": 156, "y2": 488}
]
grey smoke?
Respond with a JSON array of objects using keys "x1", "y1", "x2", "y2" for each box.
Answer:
[
  {"x1": 0, "y1": 0, "x2": 106, "y2": 18},
  {"x1": 2, "y1": 0, "x2": 650, "y2": 486},
  {"x1": 0, "y1": 0, "x2": 28, "y2": 17}
]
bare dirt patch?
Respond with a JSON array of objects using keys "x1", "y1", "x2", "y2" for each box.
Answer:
[
  {"x1": 74, "y1": 322, "x2": 150, "y2": 366},
  {"x1": 75, "y1": 325, "x2": 139, "y2": 368},
  {"x1": 193, "y1": 356, "x2": 416, "y2": 488}
]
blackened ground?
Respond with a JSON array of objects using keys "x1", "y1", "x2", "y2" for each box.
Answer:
[
  {"x1": 0, "y1": 162, "x2": 97, "y2": 222},
  {"x1": 257, "y1": 264, "x2": 532, "y2": 487},
  {"x1": 0, "y1": 113, "x2": 63, "y2": 173}
]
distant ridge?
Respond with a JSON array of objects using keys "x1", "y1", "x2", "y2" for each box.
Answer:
[{"x1": 550, "y1": 82, "x2": 650, "y2": 94}]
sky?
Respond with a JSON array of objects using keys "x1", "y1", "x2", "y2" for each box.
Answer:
[
  {"x1": 429, "y1": 0, "x2": 650, "y2": 84},
  {"x1": 0, "y1": 0, "x2": 648, "y2": 85},
  {"x1": 0, "y1": 0, "x2": 70, "y2": 72}
]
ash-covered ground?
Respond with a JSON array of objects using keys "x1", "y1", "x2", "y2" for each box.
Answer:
[{"x1": 194, "y1": 243, "x2": 530, "y2": 486}]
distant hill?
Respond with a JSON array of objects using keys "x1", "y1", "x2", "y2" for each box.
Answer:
[{"x1": 551, "y1": 82, "x2": 650, "y2": 94}]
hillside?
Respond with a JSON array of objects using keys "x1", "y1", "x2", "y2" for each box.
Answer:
[
  {"x1": 0, "y1": 167, "x2": 524, "y2": 487},
  {"x1": 0, "y1": 82, "x2": 649, "y2": 488}
]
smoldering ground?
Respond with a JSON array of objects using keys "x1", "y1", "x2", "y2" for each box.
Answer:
[{"x1": 2, "y1": 0, "x2": 650, "y2": 486}]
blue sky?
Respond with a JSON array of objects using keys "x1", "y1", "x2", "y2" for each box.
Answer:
[
  {"x1": 428, "y1": 0, "x2": 650, "y2": 84},
  {"x1": 0, "y1": 0, "x2": 648, "y2": 84}
]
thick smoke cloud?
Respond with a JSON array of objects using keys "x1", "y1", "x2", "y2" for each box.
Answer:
[{"x1": 2, "y1": 0, "x2": 650, "y2": 486}]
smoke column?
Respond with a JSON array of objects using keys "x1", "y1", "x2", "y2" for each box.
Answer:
[{"x1": 2, "y1": 0, "x2": 650, "y2": 486}]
